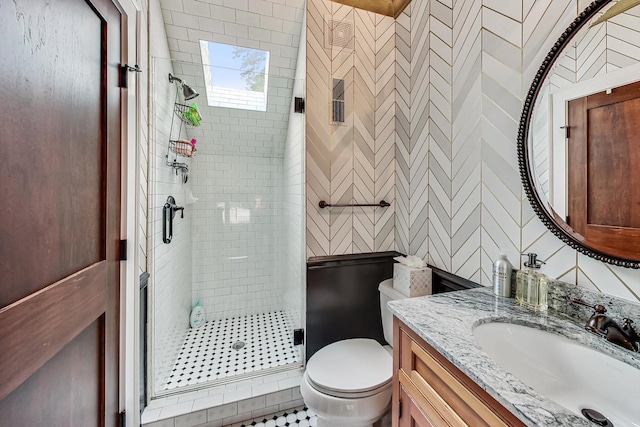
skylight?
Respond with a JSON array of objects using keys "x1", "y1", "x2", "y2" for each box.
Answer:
[{"x1": 199, "y1": 41, "x2": 270, "y2": 112}]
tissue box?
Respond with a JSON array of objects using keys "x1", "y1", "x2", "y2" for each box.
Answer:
[{"x1": 393, "y1": 263, "x2": 432, "y2": 297}]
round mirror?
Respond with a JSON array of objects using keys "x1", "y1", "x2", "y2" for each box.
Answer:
[{"x1": 518, "y1": 0, "x2": 640, "y2": 268}]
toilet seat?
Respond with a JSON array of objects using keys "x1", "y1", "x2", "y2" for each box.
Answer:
[{"x1": 306, "y1": 338, "x2": 392, "y2": 399}]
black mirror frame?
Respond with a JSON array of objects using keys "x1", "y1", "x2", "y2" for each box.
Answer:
[{"x1": 517, "y1": 0, "x2": 640, "y2": 269}]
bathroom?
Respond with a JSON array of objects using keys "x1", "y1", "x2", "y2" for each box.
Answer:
[
  {"x1": 138, "y1": 0, "x2": 640, "y2": 425},
  {"x1": 1, "y1": 0, "x2": 639, "y2": 426}
]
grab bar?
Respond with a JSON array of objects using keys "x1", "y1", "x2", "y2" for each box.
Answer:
[{"x1": 318, "y1": 200, "x2": 391, "y2": 209}]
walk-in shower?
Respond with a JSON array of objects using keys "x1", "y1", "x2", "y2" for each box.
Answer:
[{"x1": 148, "y1": 30, "x2": 306, "y2": 398}]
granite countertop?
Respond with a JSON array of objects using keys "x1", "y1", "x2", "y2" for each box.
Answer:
[{"x1": 388, "y1": 286, "x2": 640, "y2": 427}]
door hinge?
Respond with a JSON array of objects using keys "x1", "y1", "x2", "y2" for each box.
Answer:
[
  {"x1": 398, "y1": 399, "x2": 403, "y2": 419},
  {"x1": 119, "y1": 239, "x2": 127, "y2": 261},
  {"x1": 560, "y1": 125, "x2": 569, "y2": 138},
  {"x1": 120, "y1": 64, "x2": 142, "y2": 89},
  {"x1": 294, "y1": 97, "x2": 305, "y2": 113},
  {"x1": 293, "y1": 328, "x2": 304, "y2": 346},
  {"x1": 119, "y1": 411, "x2": 126, "y2": 427}
]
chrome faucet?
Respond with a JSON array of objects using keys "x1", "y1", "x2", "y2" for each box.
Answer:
[{"x1": 571, "y1": 299, "x2": 640, "y2": 352}]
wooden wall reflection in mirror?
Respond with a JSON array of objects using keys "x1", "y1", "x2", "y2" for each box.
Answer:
[{"x1": 518, "y1": 0, "x2": 640, "y2": 268}]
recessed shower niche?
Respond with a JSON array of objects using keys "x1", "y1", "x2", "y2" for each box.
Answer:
[{"x1": 148, "y1": 52, "x2": 306, "y2": 398}]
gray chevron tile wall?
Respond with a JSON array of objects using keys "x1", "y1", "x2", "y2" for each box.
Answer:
[{"x1": 306, "y1": 0, "x2": 640, "y2": 303}]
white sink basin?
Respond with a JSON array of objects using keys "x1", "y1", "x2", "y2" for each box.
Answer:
[{"x1": 473, "y1": 322, "x2": 640, "y2": 427}]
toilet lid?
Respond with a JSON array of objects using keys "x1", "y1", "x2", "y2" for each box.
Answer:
[{"x1": 306, "y1": 339, "x2": 392, "y2": 396}]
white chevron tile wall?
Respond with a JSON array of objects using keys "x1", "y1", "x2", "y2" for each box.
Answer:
[
  {"x1": 306, "y1": 0, "x2": 332, "y2": 257},
  {"x1": 409, "y1": 1, "x2": 430, "y2": 262},
  {"x1": 307, "y1": 0, "x2": 397, "y2": 257},
  {"x1": 487, "y1": 0, "x2": 639, "y2": 299},
  {"x1": 375, "y1": 14, "x2": 397, "y2": 252},
  {"x1": 305, "y1": 0, "x2": 640, "y2": 303},
  {"x1": 520, "y1": 0, "x2": 576, "y2": 289},
  {"x1": 395, "y1": 8, "x2": 411, "y2": 255},
  {"x1": 452, "y1": 0, "x2": 482, "y2": 282},
  {"x1": 426, "y1": 0, "x2": 453, "y2": 270},
  {"x1": 480, "y1": 1, "x2": 524, "y2": 286}
]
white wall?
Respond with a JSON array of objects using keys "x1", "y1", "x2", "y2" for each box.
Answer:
[
  {"x1": 149, "y1": 0, "x2": 193, "y2": 394},
  {"x1": 190, "y1": 153, "x2": 285, "y2": 319}
]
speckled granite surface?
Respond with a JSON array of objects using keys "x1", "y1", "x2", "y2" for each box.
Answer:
[{"x1": 388, "y1": 286, "x2": 640, "y2": 427}]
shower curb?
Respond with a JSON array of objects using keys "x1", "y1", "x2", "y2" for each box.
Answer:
[{"x1": 142, "y1": 383, "x2": 303, "y2": 427}]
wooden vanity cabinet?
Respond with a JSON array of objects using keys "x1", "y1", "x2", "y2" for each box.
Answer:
[{"x1": 392, "y1": 317, "x2": 527, "y2": 427}]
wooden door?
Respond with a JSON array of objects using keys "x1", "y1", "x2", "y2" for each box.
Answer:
[
  {"x1": 0, "y1": 0, "x2": 122, "y2": 426},
  {"x1": 567, "y1": 81, "x2": 640, "y2": 260}
]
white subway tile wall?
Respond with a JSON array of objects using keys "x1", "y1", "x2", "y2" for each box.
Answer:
[
  {"x1": 207, "y1": 86, "x2": 268, "y2": 111},
  {"x1": 190, "y1": 154, "x2": 285, "y2": 319},
  {"x1": 283, "y1": 21, "x2": 306, "y2": 325},
  {"x1": 159, "y1": 0, "x2": 305, "y2": 158},
  {"x1": 150, "y1": 3, "x2": 194, "y2": 394}
]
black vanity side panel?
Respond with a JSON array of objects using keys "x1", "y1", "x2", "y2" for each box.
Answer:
[
  {"x1": 305, "y1": 253, "x2": 481, "y2": 361},
  {"x1": 306, "y1": 251, "x2": 401, "y2": 360}
]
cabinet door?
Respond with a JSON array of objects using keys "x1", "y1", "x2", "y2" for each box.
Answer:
[
  {"x1": 396, "y1": 318, "x2": 526, "y2": 427},
  {"x1": 400, "y1": 387, "x2": 441, "y2": 427},
  {"x1": 399, "y1": 370, "x2": 467, "y2": 427}
]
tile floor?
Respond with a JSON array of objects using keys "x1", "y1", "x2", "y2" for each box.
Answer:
[
  {"x1": 165, "y1": 311, "x2": 302, "y2": 390},
  {"x1": 237, "y1": 407, "x2": 317, "y2": 427}
]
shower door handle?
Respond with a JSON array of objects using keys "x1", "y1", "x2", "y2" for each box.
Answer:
[
  {"x1": 163, "y1": 201, "x2": 173, "y2": 244},
  {"x1": 163, "y1": 195, "x2": 179, "y2": 244},
  {"x1": 163, "y1": 195, "x2": 184, "y2": 244}
]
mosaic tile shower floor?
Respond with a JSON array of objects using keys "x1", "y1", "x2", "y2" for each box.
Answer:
[
  {"x1": 165, "y1": 311, "x2": 302, "y2": 390},
  {"x1": 239, "y1": 407, "x2": 317, "y2": 427}
]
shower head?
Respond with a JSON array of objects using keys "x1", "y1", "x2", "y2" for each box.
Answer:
[
  {"x1": 181, "y1": 83, "x2": 199, "y2": 100},
  {"x1": 168, "y1": 73, "x2": 199, "y2": 100}
]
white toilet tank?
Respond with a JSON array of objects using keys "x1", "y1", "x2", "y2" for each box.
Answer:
[{"x1": 378, "y1": 279, "x2": 409, "y2": 345}]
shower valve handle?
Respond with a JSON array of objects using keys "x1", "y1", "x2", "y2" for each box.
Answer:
[{"x1": 173, "y1": 206, "x2": 184, "y2": 218}]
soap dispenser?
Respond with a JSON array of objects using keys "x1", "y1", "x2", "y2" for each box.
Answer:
[{"x1": 515, "y1": 253, "x2": 548, "y2": 312}]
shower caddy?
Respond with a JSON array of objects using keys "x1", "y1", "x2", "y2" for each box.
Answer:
[{"x1": 166, "y1": 75, "x2": 201, "y2": 182}]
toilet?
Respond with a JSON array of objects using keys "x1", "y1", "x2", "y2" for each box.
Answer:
[{"x1": 300, "y1": 279, "x2": 409, "y2": 427}]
